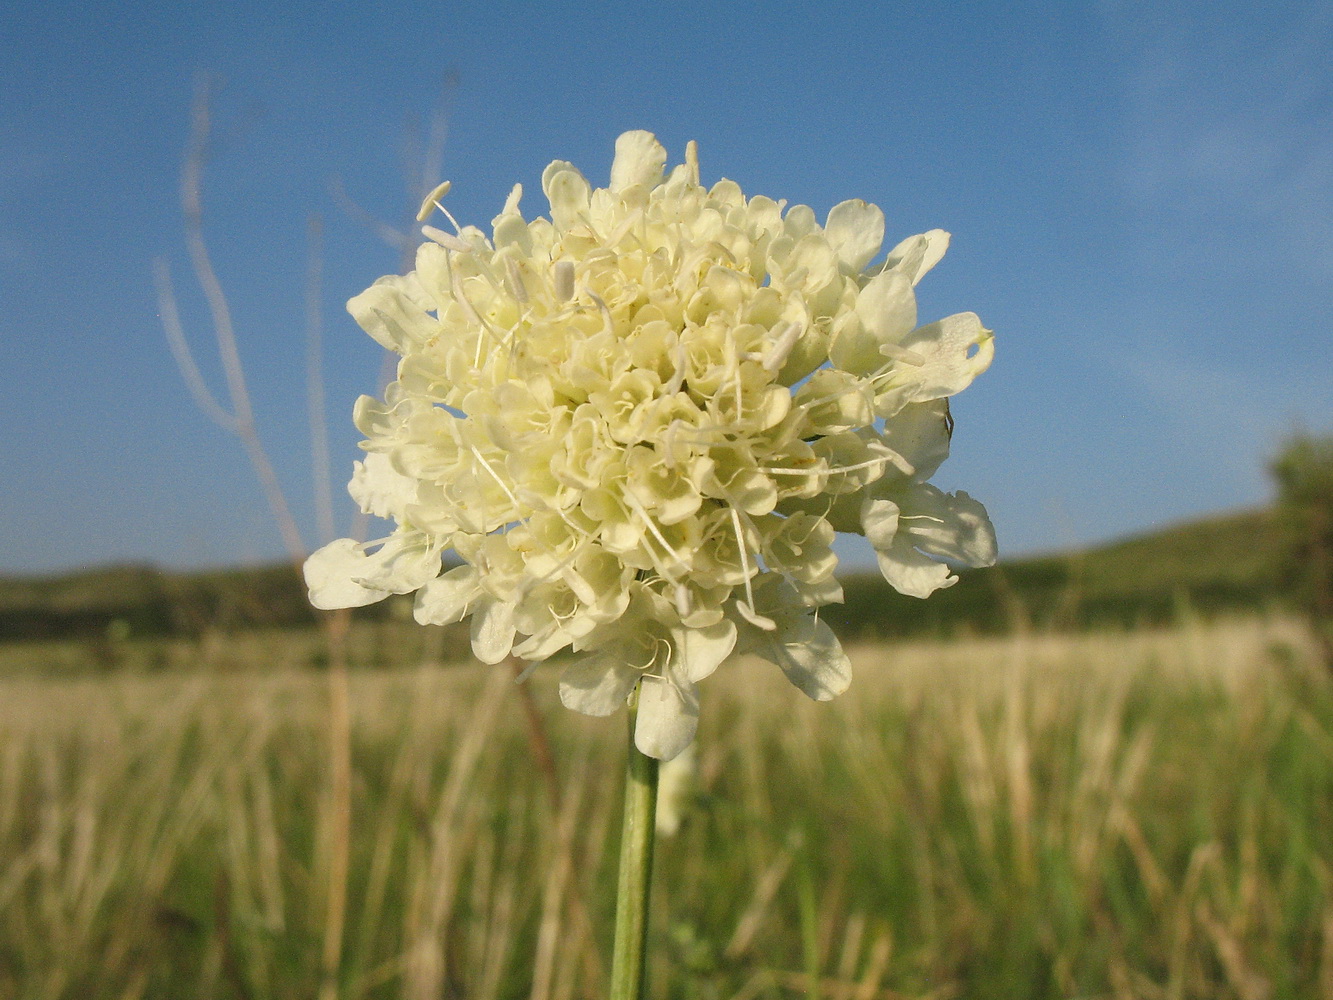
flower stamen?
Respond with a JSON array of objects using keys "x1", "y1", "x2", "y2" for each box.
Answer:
[{"x1": 415, "y1": 180, "x2": 453, "y2": 222}]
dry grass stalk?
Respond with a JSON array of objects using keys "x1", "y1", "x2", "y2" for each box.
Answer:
[
  {"x1": 529, "y1": 755, "x2": 590, "y2": 1000},
  {"x1": 153, "y1": 75, "x2": 582, "y2": 1000},
  {"x1": 403, "y1": 667, "x2": 508, "y2": 1000},
  {"x1": 725, "y1": 833, "x2": 799, "y2": 960},
  {"x1": 3, "y1": 616, "x2": 1329, "y2": 996},
  {"x1": 154, "y1": 76, "x2": 358, "y2": 1000}
]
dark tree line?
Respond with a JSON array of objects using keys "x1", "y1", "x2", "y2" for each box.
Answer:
[{"x1": 1272, "y1": 433, "x2": 1333, "y2": 671}]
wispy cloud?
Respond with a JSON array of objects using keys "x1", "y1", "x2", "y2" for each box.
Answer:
[
  {"x1": 1103, "y1": 2, "x2": 1333, "y2": 278},
  {"x1": 1116, "y1": 336, "x2": 1305, "y2": 485},
  {"x1": 1088, "y1": 0, "x2": 1333, "y2": 497}
]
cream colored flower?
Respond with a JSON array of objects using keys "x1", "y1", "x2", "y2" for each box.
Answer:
[{"x1": 305, "y1": 131, "x2": 996, "y2": 759}]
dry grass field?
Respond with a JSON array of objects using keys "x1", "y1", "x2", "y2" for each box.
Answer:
[{"x1": 1, "y1": 615, "x2": 1330, "y2": 999}]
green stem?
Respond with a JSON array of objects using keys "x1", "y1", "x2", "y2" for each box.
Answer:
[{"x1": 609, "y1": 683, "x2": 660, "y2": 1000}]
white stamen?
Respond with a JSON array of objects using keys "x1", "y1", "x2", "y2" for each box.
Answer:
[
  {"x1": 574, "y1": 211, "x2": 610, "y2": 246},
  {"x1": 622, "y1": 491, "x2": 687, "y2": 581},
  {"x1": 762, "y1": 321, "x2": 802, "y2": 372},
  {"x1": 606, "y1": 207, "x2": 642, "y2": 247},
  {"x1": 442, "y1": 258, "x2": 516, "y2": 378},
  {"x1": 353, "y1": 534, "x2": 393, "y2": 554},
  {"x1": 725, "y1": 326, "x2": 743, "y2": 425},
  {"x1": 877, "y1": 342, "x2": 928, "y2": 366},
  {"x1": 729, "y1": 507, "x2": 774, "y2": 630},
  {"x1": 436, "y1": 202, "x2": 466, "y2": 236},
  {"x1": 664, "y1": 339, "x2": 688, "y2": 396},
  {"x1": 674, "y1": 583, "x2": 692, "y2": 618},
  {"x1": 504, "y1": 257, "x2": 528, "y2": 304},
  {"x1": 469, "y1": 445, "x2": 521, "y2": 510},
  {"x1": 416, "y1": 180, "x2": 453, "y2": 222},
  {"x1": 560, "y1": 565, "x2": 596, "y2": 605},
  {"x1": 736, "y1": 600, "x2": 777, "y2": 631},
  {"x1": 661, "y1": 421, "x2": 678, "y2": 468},
  {"x1": 825, "y1": 455, "x2": 891, "y2": 477},
  {"x1": 422, "y1": 225, "x2": 472, "y2": 252},
  {"x1": 758, "y1": 464, "x2": 827, "y2": 476},
  {"x1": 587, "y1": 291, "x2": 615, "y2": 336},
  {"x1": 660, "y1": 643, "x2": 688, "y2": 698},
  {"x1": 523, "y1": 538, "x2": 587, "y2": 590},
  {"x1": 553, "y1": 261, "x2": 575, "y2": 302},
  {"x1": 793, "y1": 381, "x2": 868, "y2": 415},
  {"x1": 640, "y1": 636, "x2": 687, "y2": 697}
]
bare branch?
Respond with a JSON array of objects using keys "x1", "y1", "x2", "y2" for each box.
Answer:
[
  {"x1": 155, "y1": 257, "x2": 240, "y2": 433},
  {"x1": 327, "y1": 175, "x2": 413, "y2": 253},
  {"x1": 330, "y1": 73, "x2": 457, "y2": 274},
  {"x1": 413, "y1": 72, "x2": 457, "y2": 208},
  {"x1": 161, "y1": 74, "x2": 306, "y2": 566},
  {"x1": 305, "y1": 215, "x2": 336, "y2": 546},
  {"x1": 181, "y1": 76, "x2": 259, "y2": 436},
  {"x1": 163, "y1": 79, "x2": 356, "y2": 1000}
]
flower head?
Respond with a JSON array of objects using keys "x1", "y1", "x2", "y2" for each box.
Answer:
[{"x1": 305, "y1": 131, "x2": 997, "y2": 759}]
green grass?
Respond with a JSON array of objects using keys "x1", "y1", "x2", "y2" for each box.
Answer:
[{"x1": 1, "y1": 616, "x2": 1330, "y2": 999}]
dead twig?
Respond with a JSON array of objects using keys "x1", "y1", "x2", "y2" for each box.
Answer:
[{"x1": 158, "y1": 74, "x2": 354, "y2": 1000}]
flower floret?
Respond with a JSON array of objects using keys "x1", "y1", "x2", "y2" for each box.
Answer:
[{"x1": 305, "y1": 130, "x2": 996, "y2": 759}]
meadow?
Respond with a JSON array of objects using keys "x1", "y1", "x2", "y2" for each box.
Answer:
[{"x1": 2, "y1": 613, "x2": 1331, "y2": 1000}]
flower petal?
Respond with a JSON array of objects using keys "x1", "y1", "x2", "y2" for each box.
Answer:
[
  {"x1": 824, "y1": 199, "x2": 885, "y2": 273},
  {"x1": 349, "y1": 452, "x2": 418, "y2": 521},
  {"x1": 303, "y1": 538, "x2": 389, "y2": 610},
  {"x1": 559, "y1": 651, "x2": 637, "y2": 716},
  {"x1": 893, "y1": 312, "x2": 995, "y2": 400},
  {"x1": 671, "y1": 619, "x2": 737, "y2": 684},
  {"x1": 883, "y1": 229, "x2": 950, "y2": 286},
  {"x1": 874, "y1": 543, "x2": 957, "y2": 598},
  {"x1": 899, "y1": 485, "x2": 998, "y2": 569},
  {"x1": 830, "y1": 270, "x2": 916, "y2": 374},
  {"x1": 355, "y1": 533, "x2": 442, "y2": 595},
  {"x1": 541, "y1": 162, "x2": 591, "y2": 232},
  {"x1": 879, "y1": 399, "x2": 952, "y2": 484},
  {"x1": 470, "y1": 596, "x2": 516, "y2": 664},
  {"x1": 413, "y1": 564, "x2": 480, "y2": 625},
  {"x1": 867, "y1": 484, "x2": 997, "y2": 598},
  {"x1": 610, "y1": 131, "x2": 668, "y2": 192},
  {"x1": 513, "y1": 623, "x2": 578, "y2": 660},
  {"x1": 346, "y1": 274, "x2": 435, "y2": 354},
  {"x1": 635, "y1": 675, "x2": 699, "y2": 761},
  {"x1": 860, "y1": 497, "x2": 900, "y2": 550},
  {"x1": 760, "y1": 616, "x2": 851, "y2": 702}
]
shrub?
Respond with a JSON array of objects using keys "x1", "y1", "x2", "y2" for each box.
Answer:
[{"x1": 1270, "y1": 433, "x2": 1333, "y2": 668}]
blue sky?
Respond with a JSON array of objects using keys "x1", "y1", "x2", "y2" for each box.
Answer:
[{"x1": 2, "y1": 0, "x2": 1330, "y2": 573}]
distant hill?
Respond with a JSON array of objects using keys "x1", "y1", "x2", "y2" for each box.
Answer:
[
  {"x1": 0, "y1": 563, "x2": 318, "y2": 642},
  {"x1": 0, "y1": 507, "x2": 1284, "y2": 644},
  {"x1": 827, "y1": 506, "x2": 1282, "y2": 641}
]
